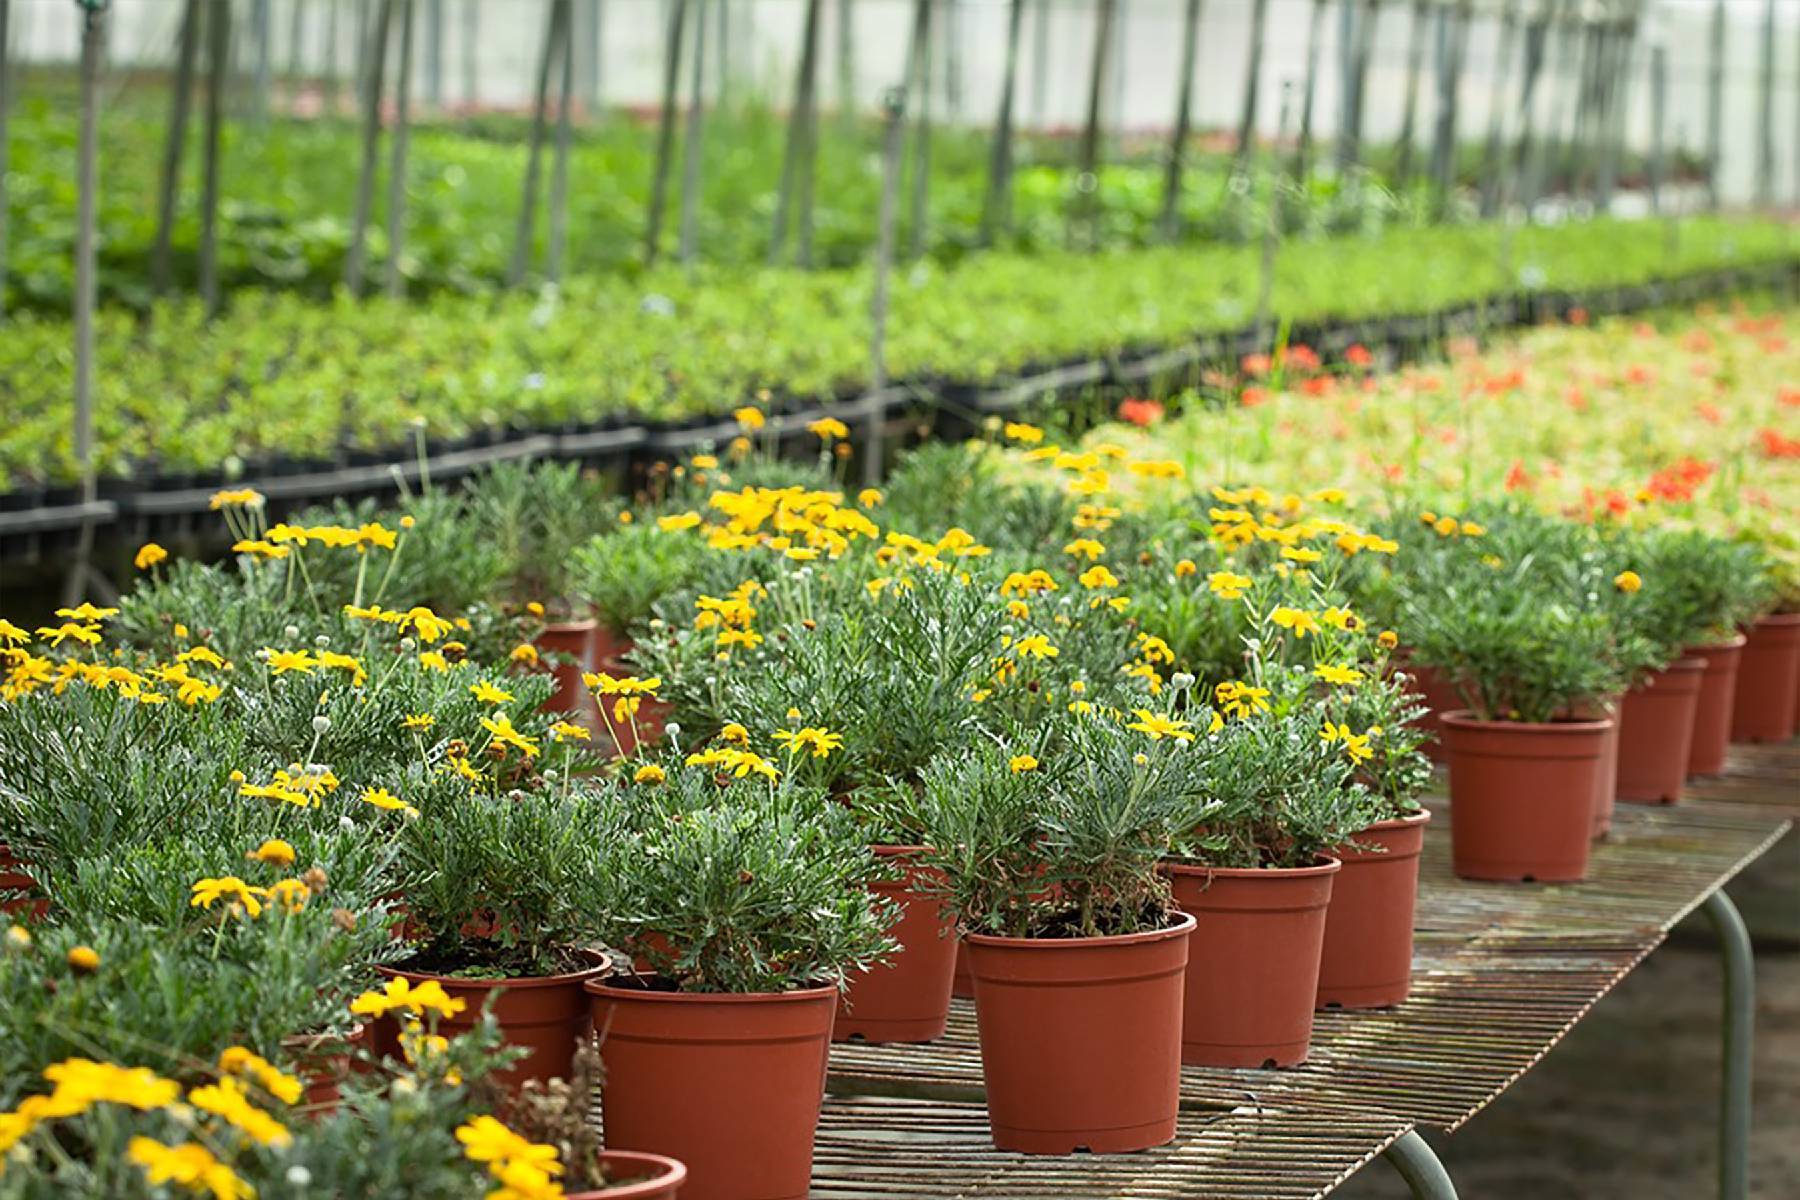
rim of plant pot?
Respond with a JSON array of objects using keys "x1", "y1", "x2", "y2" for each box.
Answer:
[
  {"x1": 1161, "y1": 854, "x2": 1344, "y2": 884},
  {"x1": 543, "y1": 616, "x2": 600, "y2": 635},
  {"x1": 1364, "y1": 809, "x2": 1432, "y2": 834},
  {"x1": 962, "y1": 909, "x2": 1197, "y2": 951},
  {"x1": 566, "y1": 1149, "x2": 689, "y2": 1199},
  {"x1": 1440, "y1": 710, "x2": 1614, "y2": 735},
  {"x1": 1749, "y1": 611, "x2": 1800, "y2": 628},
  {"x1": 378, "y1": 955, "x2": 611, "y2": 990},
  {"x1": 1684, "y1": 632, "x2": 1749, "y2": 656},
  {"x1": 585, "y1": 974, "x2": 841, "y2": 1004}
]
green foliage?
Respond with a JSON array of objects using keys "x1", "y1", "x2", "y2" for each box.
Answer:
[
  {"x1": 572, "y1": 522, "x2": 709, "y2": 637},
  {"x1": 605, "y1": 775, "x2": 897, "y2": 994},
  {"x1": 1621, "y1": 528, "x2": 1776, "y2": 651},
  {"x1": 463, "y1": 462, "x2": 617, "y2": 610}
]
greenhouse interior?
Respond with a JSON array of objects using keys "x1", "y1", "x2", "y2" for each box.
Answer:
[{"x1": 1, "y1": 0, "x2": 1798, "y2": 1197}]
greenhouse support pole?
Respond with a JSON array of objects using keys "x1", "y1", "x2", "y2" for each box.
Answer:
[
  {"x1": 1648, "y1": 41, "x2": 1665, "y2": 215},
  {"x1": 251, "y1": 0, "x2": 271, "y2": 125},
  {"x1": 512, "y1": 0, "x2": 564, "y2": 283},
  {"x1": 1704, "y1": 0, "x2": 1723, "y2": 209},
  {"x1": 982, "y1": 0, "x2": 1025, "y2": 245},
  {"x1": 1703, "y1": 889, "x2": 1754, "y2": 1200},
  {"x1": 1159, "y1": 0, "x2": 1203, "y2": 240},
  {"x1": 0, "y1": 0, "x2": 12, "y2": 321},
  {"x1": 198, "y1": 0, "x2": 231, "y2": 315},
  {"x1": 1030, "y1": 0, "x2": 1049, "y2": 128},
  {"x1": 1231, "y1": 0, "x2": 1269, "y2": 178},
  {"x1": 904, "y1": 0, "x2": 932, "y2": 261},
  {"x1": 1595, "y1": 17, "x2": 1635, "y2": 215},
  {"x1": 1394, "y1": 0, "x2": 1428, "y2": 186},
  {"x1": 287, "y1": 0, "x2": 306, "y2": 86},
  {"x1": 795, "y1": 0, "x2": 824, "y2": 268},
  {"x1": 1382, "y1": 1132, "x2": 1460, "y2": 1199},
  {"x1": 548, "y1": 0, "x2": 576, "y2": 280},
  {"x1": 1292, "y1": 0, "x2": 1327, "y2": 183},
  {"x1": 323, "y1": 0, "x2": 340, "y2": 112},
  {"x1": 460, "y1": 0, "x2": 476, "y2": 108},
  {"x1": 1071, "y1": 0, "x2": 1117, "y2": 250},
  {"x1": 677, "y1": 0, "x2": 707, "y2": 265},
  {"x1": 1510, "y1": 0, "x2": 1550, "y2": 219},
  {"x1": 769, "y1": 0, "x2": 820, "y2": 265},
  {"x1": 151, "y1": 0, "x2": 202, "y2": 298},
  {"x1": 1479, "y1": 1, "x2": 1520, "y2": 217},
  {"x1": 1429, "y1": 0, "x2": 1473, "y2": 218},
  {"x1": 68, "y1": 0, "x2": 108, "y2": 608},
  {"x1": 1756, "y1": 0, "x2": 1775, "y2": 208},
  {"x1": 1339, "y1": 0, "x2": 1381, "y2": 173},
  {"x1": 942, "y1": 0, "x2": 961, "y2": 120},
  {"x1": 383, "y1": 0, "x2": 414, "y2": 299},
  {"x1": 1257, "y1": 81, "x2": 1293, "y2": 342},
  {"x1": 423, "y1": 0, "x2": 442, "y2": 110},
  {"x1": 344, "y1": 0, "x2": 391, "y2": 295},
  {"x1": 864, "y1": 85, "x2": 904, "y2": 490},
  {"x1": 834, "y1": 0, "x2": 853, "y2": 126}
]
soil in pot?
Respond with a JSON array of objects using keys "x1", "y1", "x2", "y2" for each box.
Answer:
[
  {"x1": 1316, "y1": 813, "x2": 1431, "y2": 1010},
  {"x1": 1441, "y1": 712, "x2": 1607, "y2": 882},
  {"x1": 369, "y1": 959, "x2": 606, "y2": 1091},
  {"x1": 566, "y1": 1150, "x2": 688, "y2": 1199},
  {"x1": 1685, "y1": 636, "x2": 1746, "y2": 777},
  {"x1": 962, "y1": 912, "x2": 1193, "y2": 1154},
  {"x1": 1616, "y1": 659, "x2": 1705, "y2": 804},
  {"x1": 834, "y1": 848, "x2": 957, "y2": 1044},
  {"x1": 1165, "y1": 860, "x2": 1339, "y2": 1066},
  {"x1": 1731, "y1": 613, "x2": 1800, "y2": 743},
  {"x1": 536, "y1": 618, "x2": 598, "y2": 719},
  {"x1": 586, "y1": 975, "x2": 837, "y2": 1200}
]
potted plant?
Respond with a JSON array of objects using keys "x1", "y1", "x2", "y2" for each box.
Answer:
[
  {"x1": 1407, "y1": 581, "x2": 1625, "y2": 882},
  {"x1": 586, "y1": 764, "x2": 897, "y2": 1200},
  {"x1": 507, "y1": 1039, "x2": 688, "y2": 1199},
  {"x1": 571, "y1": 520, "x2": 707, "y2": 673},
  {"x1": 1730, "y1": 554, "x2": 1800, "y2": 745},
  {"x1": 379, "y1": 772, "x2": 621, "y2": 1090},
  {"x1": 874, "y1": 723, "x2": 1202, "y2": 1155}
]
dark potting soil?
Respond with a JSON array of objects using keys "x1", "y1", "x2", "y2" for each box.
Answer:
[{"x1": 396, "y1": 944, "x2": 599, "y2": 980}]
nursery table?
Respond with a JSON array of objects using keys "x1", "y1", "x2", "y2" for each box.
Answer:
[{"x1": 815, "y1": 771, "x2": 1793, "y2": 1199}]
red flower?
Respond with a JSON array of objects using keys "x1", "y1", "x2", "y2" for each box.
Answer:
[
  {"x1": 1344, "y1": 343, "x2": 1373, "y2": 368},
  {"x1": 1567, "y1": 307, "x2": 1589, "y2": 326},
  {"x1": 1779, "y1": 388, "x2": 1800, "y2": 408},
  {"x1": 1118, "y1": 397, "x2": 1164, "y2": 428},
  {"x1": 1240, "y1": 387, "x2": 1268, "y2": 408},
  {"x1": 1504, "y1": 460, "x2": 1533, "y2": 492},
  {"x1": 1283, "y1": 344, "x2": 1321, "y2": 373},
  {"x1": 1757, "y1": 428, "x2": 1800, "y2": 459},
  {"x1": 1241, "y1": 353, "x2": 1273, "y2": 377},
  {"x1": 1298, "y1": 375, "x2": 1334, "y2": 397},
  {"x1": 1695, "y1": 403, "x2": 1723, "y2": 425},
  {"x1": 1624, "y1": 364, "x2": 1656, "y2": 386}
]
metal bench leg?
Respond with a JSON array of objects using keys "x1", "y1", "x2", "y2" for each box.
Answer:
[
  {"x1": 1702, "y1": 889, "x2": 1754, "y2": 1200},
  {"x1": 1381, "y1": 1130, "x2": 1459, "y2": 1199}
]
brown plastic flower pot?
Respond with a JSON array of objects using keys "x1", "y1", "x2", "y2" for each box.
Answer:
[
  {"x1": 537, "y1": 618, "x2": 598, "y2": 717},
  {"x1": 586, "y1": 976, "x2": 837, "y2": 1200},
  {"x1": 0, "y1": 843, "x2": 47, "y2": 920},
  {"x1": 1685, "y1": 636, "x2": 1747, "y2": 777},
  {"x1": 1165, "y1": 859, "x2": 1339, "y2": 1067},
  {"x1": 1441, "y1": 712, "x2": 1607, "y2": 882},
  {"x1": 1589, "y1": 695, "x2": 1622, "y2": 838},
  {"x1": 950, "y1": 939, "x2": 974, "y2": 998},
  {"x1": 1616, "y1": 659, "x2": 1705, "y2": 804},
  {"x1": 566, "y1": 1150, "x2": 689, "y2": 1199},
  {"x1": 1316, "y1": 813, "x2": 1430, "y2": 1010},
  {"x1": 371, "y1": 961, "x2": 606, "y2": 1091},
  {"x1": 962, "y1": 913, "x2": 1192, "y2": 1155},
  {"x1": 1404, "y1": 661, "x2": 1463, "y2": 765},
  {"x1": 834, "y1": 847, "x2": 957, "y2": 1044},
  {"x1": 1731, "y1": 614, "x2": 1800, "y2": 743}
]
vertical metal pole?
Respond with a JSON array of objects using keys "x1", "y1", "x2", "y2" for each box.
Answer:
[
  {"x1": 251, "y1": 0, "x2": 271, "y2": 125},
  {"x1": 323, "y1": 0, "x2": 341, "y2": 112},
  {"x1": 460, "y1": 0, "x2": 476, "y2": 109},
  {"x1": 768, "y1": 0, "x2": 818, "y2": 264},
  {"x1": 1430, "y1": 1, "x2": 1472, "y2": 218},
  {"x1": 199, "y1": 0, "x2": 231, "y2": 315},
  {"x1": 796, "y1": 0, "x2": 822, "y2": 268},
  {"x1": 1511, "y1": 0, "x2": 1550, "y2": 219},
  {"x1": 864, "y1": 85, "x2": 904, "y2": 490},
  {"x1": 677, "y1": 0, "x2": 707, "y2": 265},
  {"x1": 288, "y1": 0, "x2": 307, "y2": 87},
  {"x1": 1395, "y1": 0, "x2": 1429, "y2": 187},
  {"x1": 0, "y1": 0, "x2": 13, "y2": 321},
  {"x1": 1231, "y1": 0, "x2": 1270, "y2": 177},
  {"x1": 1382, "y1": 1130, "x2": 1460, "y2": 1199},
  {"x1": 1072, "y1": 0, "x2": 1117, "y2": 250},
  {"x1": 833, "y1": 0, "x2": 853, "y2": 122},
  {"x1": 383, "y1": 0, "x2": 414, "y2": 299},
  {"x1": 1292, "y1": 0, "x2": 1327, "y2": 183},
  {"x1": 423, "y1": 0, "x2": 442, "y2": 111},
  {"x1": 904, "y1": 0, "x2": 932, "y2": 261},
  {"x1": 516, "y1": 0, "x2": 565, "y2": 282},
  {"x1": 1649, "y1": 41, "x2": 1665, "y2": 216},
  {"x1": 1029, "y1": 0, "x2": 1049, "y2": 129},
  {"x1": 153, "y1": 0, "x2": 201, "y2": 298},
  {"x1": 1757, "y1": 0, "x2": 1775, "y2": 208},
  {"x1": 982, "y1": 0, "x2": 1025, "y2": 244},
  {"x1": 1340, "y1": 0, "x2": 1382, "y2": 173},
  {"x1": 548, "y1": 0, "x2": 576, "y2": 279},
  {"x1": 1704, "y1": 0, "x2": 1723, "y2": 209},
  {"x1": 1479, "y1": 1, "x2": 1520, "y2": 217},
  {"x1": 1703, "y1": 889, "x2": 1754, "y2": 1200},
  {"x1": 344, "y1": 0, "x2": 391, "y2": 294},
  {"x1": 1160, "y1": 0, "x2": 1203, "y2": 240},
  {"x1": 68, "y1": 1, "x2": 107, "y2": 607},
  {"x1": 1258, "y1": 81, "x2": 1293, "y2": 341}
]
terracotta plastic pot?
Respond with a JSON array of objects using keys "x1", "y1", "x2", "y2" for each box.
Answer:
[
  {"x1": 962, "y1": 913, "x2": 1193, "y2": 1154},
  {"x1": 1589, "y1": 695, "x2": 1623, "y2": 838},
  {"x1": 586, "y1": 976, "x2": 837, "y2": 1200},
  {"x1": 370, "y1": 961, "x2": 605, "y2": 1090},
  {"x1": 1616, "y1": 659, "x2": 1705, "y2": 804},
  {"x1": 1440, "y1": 712, "x2": 1607, "y2": 882},
  {"x1": 592, "y1": 625, "x2": 634, "y2": 673},
  {"x1": 1165, "y1": 860, "x2": 1339, "y2": 1067},
  {"x1": 282, "y1": 1025, "x2": 365, "y2": 1112},
  {"x1": 1317, "y1": 813, "x2": 1431, "y2": 1010},
  {"x1": 1685, "y1": 636, "x2": 1746, "y2": 777},
  {"x1": 834, "y1": 847, "x2": 957, "y2": 1044},
  {"x1": 1731, "y1": 614, "x2": 1800, "y2": 743},
  {"x1": 0, "y1": 843, "x2": 47, "y2": 920},
  {"x1": 950, "y1": 940, "x2": 974, "y2": 999},
  {"x1": 1403, "y1": 661, "x2": 1464, "y2": 765},
  {"x1": 537, "y1": 618, "x2": 598, "y2": 718},
  {"x1": 567, "y1": 1150, "x2": 688, "y2": 1199},
  {"x1": 605, "y1": 697, "x2": 671, "y2": 758}
]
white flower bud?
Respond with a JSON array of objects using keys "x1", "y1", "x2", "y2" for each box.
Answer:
[
  {"x1": 1171, "y1": 672, "x2": 1195, "y2": 690},
  {"x1": 312, "y1": 715, "x2": 331, "y2": 734},
  {"x1": 339, "y1": 815, "x2": 356, "y2": 832},
  {"x1": 286, "y1": 1166, "x2": 313, "y2": 1186},
  {"x1": 313, "y1": 634, "x2": 331, "y2": 648},
  {"x1": 284, "y1": 624, "x2": 301, "y2": 640},
  {"x1": 663, "y1": 722, "x2": 682, "y2": 739},
  {"x1": 399, "y1": 637, "x2": 417, "y2": 652}
]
